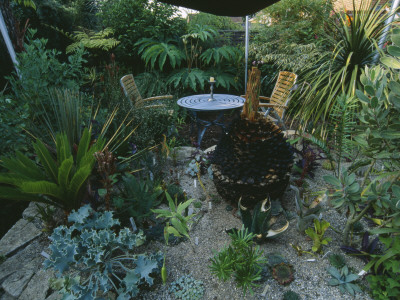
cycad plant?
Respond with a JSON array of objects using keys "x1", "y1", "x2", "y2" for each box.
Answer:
[
  {"x1": 292, "y1": 0, "x2": 393, "y2": 131},
  {"x1": 212, "y1": 67, "x2": 294, "y2": 206},
  {"x1": 0, "y1": 128, "x2": 105, "y2": 213}
]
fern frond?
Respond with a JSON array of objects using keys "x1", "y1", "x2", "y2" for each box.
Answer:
[{"x1": 66, "y1": 28, "x2": 120, "y2": 53}]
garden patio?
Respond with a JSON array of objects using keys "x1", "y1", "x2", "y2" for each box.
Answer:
[{"x1": 0, "y1": 0, "x2": 399, "y2": 299}]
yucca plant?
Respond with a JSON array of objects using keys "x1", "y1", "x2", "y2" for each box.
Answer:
[
  {"x1": 292, "y1": 0, "x2": 393, "y2": 131},
  {"x1": 0, "y1": 128, "x2": 105, "y2": 213}
]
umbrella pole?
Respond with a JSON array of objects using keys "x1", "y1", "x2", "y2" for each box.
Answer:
[
  {"x1": 373, "y1": 0, "x2": 400, "y2": 63},
  {"x1": 244, "y1": 15, "x2": 249, "y2": 93},
  {"x1": 0, "y1": 8, "x2": 19, "y2": 76}
]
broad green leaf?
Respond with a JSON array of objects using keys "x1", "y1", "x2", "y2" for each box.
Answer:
[
  {"x1": 388, "y1": 45, "x2": 400, "y2": 57},
  {"x1": 381, "y1": 57, "x2": 400, "y2": 69},
  {"x1": 176, "y1": 198, "x2": 194, "y2": 215},
  {"x1": 381, "y1": 130, "x2": 400, "y2": 139},
  {"x1": 166, "y1": 226, "x2": 182, "y2": 237},
  {"x1": 323, "y1": 175, "x2": 341, "y2": 187}
]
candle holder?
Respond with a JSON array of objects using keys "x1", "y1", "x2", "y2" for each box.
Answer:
[{"x1": 208, "y1": 80, "x2": 216, "y2": 101}]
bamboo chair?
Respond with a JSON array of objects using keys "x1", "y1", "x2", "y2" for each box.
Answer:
[
  {"x1": 244, "y1": 71, "x2": 297, "y2": 131},
  {"x1": 120, "y1": 74, "x2": 173, "y2": 109}
]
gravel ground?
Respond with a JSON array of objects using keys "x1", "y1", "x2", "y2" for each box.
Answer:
[{"x1": 138, "y1": 147, "x2": 373, "y2": 300}]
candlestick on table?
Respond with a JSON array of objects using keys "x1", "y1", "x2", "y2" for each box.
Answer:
[{"x1": 208, "y1": 78, "x2": 216, "y2": 101}]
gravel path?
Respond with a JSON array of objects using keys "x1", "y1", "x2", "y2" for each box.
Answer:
[{"x1": 138, "y1": 147, "x2": 373, "y2": 300}]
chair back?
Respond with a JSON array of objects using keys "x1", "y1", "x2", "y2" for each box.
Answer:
[
  {"x1": 269, "y1": 71, "x2": 297, "y2": 119},
  {"x1": 120, "y1": 74, "x2": 143, "y2": 107}
]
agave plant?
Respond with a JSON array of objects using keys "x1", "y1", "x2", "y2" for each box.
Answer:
[
  {"x1": 238, "y1": 197, "x2": 289, "y2": 241},
  {"x1": 0, "y1": 128, "x2": 104, "y2": 213},
  {"x1": 292, "y1": 0, "x2": 393, "y2": 131},
  {"x1": 327, "y1": 266, "x2": 361, "y2": 296}
]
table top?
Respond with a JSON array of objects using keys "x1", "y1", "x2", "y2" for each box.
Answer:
[{"x1": 177, "y1": 94, "x2": 245, "y2": 111}]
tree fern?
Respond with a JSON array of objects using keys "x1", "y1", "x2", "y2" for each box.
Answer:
[
  {"x1": 66, "y1": 28, "x2": 120, "y2": 53},
  {"x1": 13, "y1": 0, "x2": 35, "y2": 9}
]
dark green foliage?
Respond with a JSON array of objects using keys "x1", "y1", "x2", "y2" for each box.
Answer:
[
  {"x1": 7, "y1": 30, "x2": 87, "y2": 120},
  {"x1": 113, "y1": 173, "x2": 163, "y2": 223},
  {"x1": 210, "y1": 226, "x2": 267, "y2": 296},
  {"x1": 98, "y1": 0, "x2": 185, "y2": 63},
  {"x1": 272, "y1": 263, "x2": 294, "y2": 286},
  {"x1": 169, "y1": 276, "x2": 204, "y2": 300},
  {"x1": 130, "y1": 107, "x2": 174, "y2": 150},
  {"x1": 188, "y1": 12, "x2": 242, "y2": 31},
  {"x1": 283, "y1": 290, "x2": 301, "y2": 300},
  {"x1": 44, "y1": 205, "x2": 163, "y2": 299},
  {"x1": 266, "y1": 253, "x2": 288, "y2": 268},
  {"x1": 164, "y1": 183, "x2": 186, "y2": 204},
  {"x1": 0, "y1": 94, "x2": 30, "y2": 156},
  {"x1": 328, "y1": 253, "x2": 347, "y2": 269},
  {"x1": 0, "y1": 128, "x2": 104, "y2": 213},
  {"x1": 367, "y1": 271, "x2": 400, "y2": 300}
]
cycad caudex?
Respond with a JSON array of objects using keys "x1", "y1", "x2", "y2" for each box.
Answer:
[{"x1": 212, "y1": 67, "x2": 294, "y2": 207}]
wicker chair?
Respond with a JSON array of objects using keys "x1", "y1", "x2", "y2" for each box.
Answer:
[
  {"x1": 120, "y1": 74, "x2": 173, "y2": 108},
  {"x1": 258, "y1": 71, "x2": 298, "y2": 130}
]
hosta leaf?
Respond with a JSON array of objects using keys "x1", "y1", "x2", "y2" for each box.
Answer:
[
  {"x1": 381, "y1": 57, "x2": 400, "y2": 69},
  {"x1": 388, "y1": 45, "x2": 400, "y2": 57}
]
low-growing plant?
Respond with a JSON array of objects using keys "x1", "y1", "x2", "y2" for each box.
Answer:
[
  {"x1": 0, "y1": 128, "x2": 104, "y2": 214},
  {"x1": 238, "y1": 197, "x2": 289, "y2": 241},
  {"x1": 305, "y1": 219, "x2": 332, "y2": 254},
  {"x1": 169, "y1": 275, "x2": 204, "y2": 300},
  {"x1": 152, "y1": 192, "x2": 196, "y2": 284},
  {"x1": 328, "y1": 253, "x2": 347, "y2": 269},
  {"x1": 272, "y1": 263, "x2": 294, "y2": 286},
  {"x1": 290, "y1": 185, "x2": 322, "y2": 232},
  {"x1": 209, "y1": 226, "x2": 267, "y2": 296},
  {"x1": 283, "y1": 290, "x2": 301, "y2": 300},
  {"x1": 43, "y1": 205, "x2": 163, "y2": 299},
  {"x1": 327, "y1": 266, "x2": 361, "y2": 296},
  {"x1": 341, "y1": 232, "x2": 379, "y2": 263},
  {"x1": 114, "y1": 174, "x2": 163, "y2": 223}
]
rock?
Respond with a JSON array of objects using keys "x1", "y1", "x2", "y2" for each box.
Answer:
[
  {"x1": 18, "y1": 269, "x2": 54, "y2": 300},
  {"x1": 0, "y1": 241, "x2": 44, "y2": 284},
  {"x1": 0, "y1": 219, "x2": 42, "y2": 257},
  {"x1": 2, "y1": 268, "x2": 35, "y2": 298},
  {"x1": 173, "y1": 146, "x2": 197, "y2": 164},
  {"x1": 0, "y1": 292, "x2": 16, "y2": 300}
]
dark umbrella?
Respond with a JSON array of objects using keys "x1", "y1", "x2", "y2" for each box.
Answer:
[{"x1": 158, "y1": 0, "x2": 280, "y2": 17}]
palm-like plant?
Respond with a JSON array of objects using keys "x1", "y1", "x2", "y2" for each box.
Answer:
[
  {"x1": 135, "y1": 25, "x2": 242, "y2": 92},
  {"x1": 292, "y1": 0, "x2": 393, "y2": 131},
  {"x1": 0, "y1": 128, "x2": 105, "y2": 213}
]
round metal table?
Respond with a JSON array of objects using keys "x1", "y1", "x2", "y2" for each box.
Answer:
[{"x1": 177, "y1": 94, "x2": 245, "y2": 147}]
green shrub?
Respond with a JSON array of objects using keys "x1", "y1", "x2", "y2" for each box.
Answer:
[
  {"x1": 8, "y1": 30, "x2": 87, "y2": 120},
  {"x1": 0, "y1": 95, "x2": 30, "y2": 156}
]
